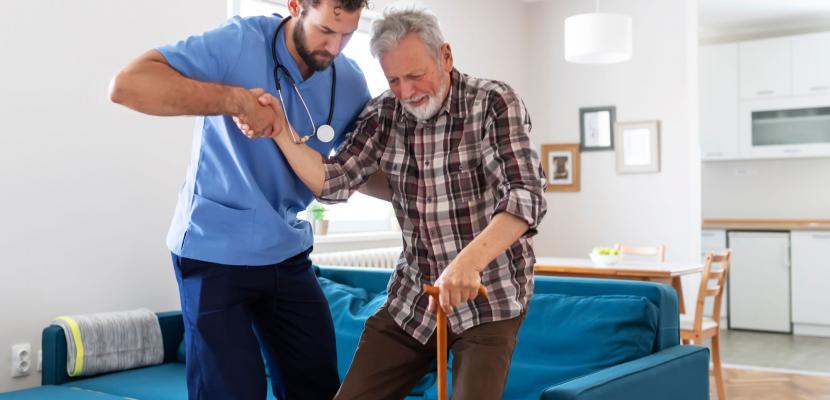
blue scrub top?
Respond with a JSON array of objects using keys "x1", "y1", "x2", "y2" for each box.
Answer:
[{"x1": 158, "y1": 15, "x2": 371, "y2": 266}]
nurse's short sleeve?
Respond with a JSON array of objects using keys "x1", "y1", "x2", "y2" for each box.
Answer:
[{"x1": 156, "y1": 16, "x2": 246, "y2": 83}]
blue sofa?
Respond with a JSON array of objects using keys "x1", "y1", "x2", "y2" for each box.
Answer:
[{"x1": 2, "y1": 266, "x2": 709, "y2": 399}]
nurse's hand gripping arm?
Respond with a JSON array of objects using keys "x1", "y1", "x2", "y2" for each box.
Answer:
[
  {"x1": 236, "y1": 94, "x2": 327, "y2": 196},
  {"x1": 236, "y1": 92, "x2": 387, "y2": 203},
  {"x1": 109, "y1": 50, "x2": 278, "y2": 137}
]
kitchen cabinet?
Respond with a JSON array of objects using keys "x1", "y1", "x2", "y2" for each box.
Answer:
[
  {"x1": 700, "y1": 44, "x2": 740, "y2": 160},
  {"x1": 791, "y1": 230, "x2": 830, "y2": 336},
  {"x1": 792, "y1": 31, "x2": 830, "y2": 96},
  {"x1": 739, "y1": 37, "x2": 791, "y2": 99},
  {"x1": 728, "y1": 231, "x2": 791, "y2": 332},
  {"x1": 701, "y1": 32, "x2": 830, "y2": 161}
]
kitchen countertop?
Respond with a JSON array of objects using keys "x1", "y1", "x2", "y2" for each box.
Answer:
[{"x1": 703, "y1": 219, "x2": 830, "y2": 231}]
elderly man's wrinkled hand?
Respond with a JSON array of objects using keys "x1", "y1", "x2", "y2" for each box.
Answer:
[{"x1": 429, "y1": 262, "x2": 482, "y2": 315}]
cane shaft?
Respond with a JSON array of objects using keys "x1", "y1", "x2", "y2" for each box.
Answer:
[{"x1": 436, "y1": 306, "x2": 448, "y2": 400}]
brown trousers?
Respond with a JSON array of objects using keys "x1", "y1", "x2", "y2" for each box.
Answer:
[{"x1": 334, "y1": 306, "x2": 523, "y2": 400}]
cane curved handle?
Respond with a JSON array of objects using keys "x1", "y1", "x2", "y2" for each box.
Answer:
[{"x1": 422, "y1": 284, "x2": 488, "y2": 300}]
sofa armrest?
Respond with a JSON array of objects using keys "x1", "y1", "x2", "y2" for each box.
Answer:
[
  {"x1": 42, "y1": 311, "x2": 184, "y2": 385},
  {"x1": 540, "y1": 345, "x2": 710, "y2": 400}
]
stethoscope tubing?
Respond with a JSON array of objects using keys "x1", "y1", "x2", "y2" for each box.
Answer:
[{"x1": 270, "y1": 15, "x2": 336, "y2": 143}]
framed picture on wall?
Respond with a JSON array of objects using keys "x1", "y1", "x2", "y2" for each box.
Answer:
[
  {"x1": 614, "y1": 120, "x2": 661, "y2": 173},
  {"x1": 579, "y1": 106, "x2": 616, "y2": 151},
  {"x1": 541, "y1": 144, "x2": 580, "y2": 192}
]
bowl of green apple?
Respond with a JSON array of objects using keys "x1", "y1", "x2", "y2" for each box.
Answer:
[{"x1": 589, "y1": 247, "x2": 621, "y2": 266}]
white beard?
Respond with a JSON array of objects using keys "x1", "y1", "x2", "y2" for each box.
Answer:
[{"x1": 401, "y1": 79, "x2": 450, "y2": 121}]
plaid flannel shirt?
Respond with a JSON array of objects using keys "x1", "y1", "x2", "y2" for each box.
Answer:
[{"x1": 320, "y1": 69, "x2": 547, "y2": 343}]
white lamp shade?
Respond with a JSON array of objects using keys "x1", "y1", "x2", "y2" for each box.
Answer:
[{"x1": 564, "y1": 13, "x2": 632, "y2": 64}]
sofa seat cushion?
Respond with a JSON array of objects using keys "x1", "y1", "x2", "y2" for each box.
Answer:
[
  {"x1": 64, "y1": 363, "x2": 280, "y2": 400},
  {"x1": 424, "y1": 293, "x2": 659, "y2": 400},
  {"x1": 319, "y1": 276, "x2": 436, "y2": 396},
  {"x1": 64, "y1": 363, "x2": 187, "y2": 400},
  {"x1": 0, "y1": 385, "x2": 131, "y2": 400}
]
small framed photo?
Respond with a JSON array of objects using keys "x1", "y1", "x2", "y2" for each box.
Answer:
[
  {"x1": 541, "y1": 144, "x2": 580, "y2": 192},
  {"x1": 614, "y1": 120, "x2": 661, "y2": 174},
  {"x1": 580, "y1": 106, "x2": 616, "y2": 151}
]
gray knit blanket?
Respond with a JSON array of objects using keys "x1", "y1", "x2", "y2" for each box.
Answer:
[{"x1": 51, "y1": 308, "x2": 164, "y2": 377}]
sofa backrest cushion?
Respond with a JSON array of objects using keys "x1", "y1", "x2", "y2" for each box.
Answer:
[
  {"x1": 424, "y1": 293, "x2": 659, "y2": 400},
  {"x1": 318, "y1": 276, "x2": 436, "y2": 396},
  {"x1": 508, "y1": 293, "x2": 659, "y2": 399}
]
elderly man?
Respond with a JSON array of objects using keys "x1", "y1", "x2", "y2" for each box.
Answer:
[{"x1": 240, "y1": 8, "x2": 546, "y2": 400}]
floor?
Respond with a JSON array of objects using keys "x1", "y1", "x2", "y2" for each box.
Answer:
[
  {"x1": 702, "y1": 329, "x2": 830, "y2": 399},
  {"x1": 718, "y1": 329, "x2": 830, "y2": 373},
  {"x1": 711, "y1": 367, "x2": 830, "y2": 400}
]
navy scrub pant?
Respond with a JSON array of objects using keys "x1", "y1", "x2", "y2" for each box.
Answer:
[{"x1": 172, "y1": 248, "x2": 340, "y2": 400}]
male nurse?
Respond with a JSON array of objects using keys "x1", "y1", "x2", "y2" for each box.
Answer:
[{"x1": 109, "y1": 1, "x2": 372, "y2": 399}]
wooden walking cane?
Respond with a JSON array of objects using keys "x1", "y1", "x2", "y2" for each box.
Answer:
[{"x1": 422, "y1": 284, "x2": 488, "y2": 400}]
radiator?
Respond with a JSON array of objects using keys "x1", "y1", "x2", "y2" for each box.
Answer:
[{"x1": 311, "y1": 246, "x2": 403, "y2": 269}]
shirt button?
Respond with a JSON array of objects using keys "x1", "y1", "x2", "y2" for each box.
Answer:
[
  {"x1": 426, "y1": 196, "x2": 432, "y2": 202},
  {"x1": 425, "y1": 161, "x2": 430, "y2": 166}
]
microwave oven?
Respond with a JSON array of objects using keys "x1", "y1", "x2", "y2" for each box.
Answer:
[{"x1": 739, "y1": 94, "x2": 830, "y2": 158}]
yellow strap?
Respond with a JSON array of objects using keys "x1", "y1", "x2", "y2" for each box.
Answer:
[{"x1": 55, "y1": 316, "x2": 84, "y2": 376}]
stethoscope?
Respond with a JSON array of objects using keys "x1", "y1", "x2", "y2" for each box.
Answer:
[{"x1": 271, "y1": 16, "x2": 336, "y2": 143}]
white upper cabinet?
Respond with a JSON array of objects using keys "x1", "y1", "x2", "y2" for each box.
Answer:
[
  {"x1": 739, "y1": 37, "x2": 792, "y2": 99},
  {"x1": 700, "y1": 44, "x2": 740, "y2": 160},
  {"x1": 792, "y1": 32, "x2": 830, "y2": 96}
]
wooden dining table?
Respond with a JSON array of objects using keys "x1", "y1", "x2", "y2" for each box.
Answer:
[{"x1": 534, "y1": 257, "x2": 704, "y2": 313}]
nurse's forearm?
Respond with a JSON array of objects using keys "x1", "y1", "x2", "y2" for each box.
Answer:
[
  {"x1": 358, "y1": 171, "x2": 393, "y2": 202},
  {"x1": 273, "y1": 128, "x2": 326, "y2": 196},
  {"x1": 109, "y1": 50, "x2": 247, "y2": 117}
]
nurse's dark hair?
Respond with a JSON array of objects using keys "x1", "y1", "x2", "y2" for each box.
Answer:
[{"x1": 300, "y1": 0, "x2": 369, "y2": 13}]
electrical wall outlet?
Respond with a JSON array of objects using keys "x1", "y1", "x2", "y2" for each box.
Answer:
[{"x1": 11, "y1": 343, "x2": 32, "y2": 378}]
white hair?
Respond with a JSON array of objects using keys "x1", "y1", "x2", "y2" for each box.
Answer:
[{"x1": 370, "y1": 7, "x2": 445, "y2": 60}]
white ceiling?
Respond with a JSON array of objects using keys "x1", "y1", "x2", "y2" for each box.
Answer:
[{"x1": 699, "y1": 0, "x2": 830, "y2": 42}]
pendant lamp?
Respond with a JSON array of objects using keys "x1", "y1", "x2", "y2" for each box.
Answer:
[{"x1": 564, "y1": 0, "x2": 632, "y2": 64}]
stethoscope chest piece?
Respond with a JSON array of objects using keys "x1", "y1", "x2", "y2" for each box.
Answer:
[{"x1": 316, "y1": 124, "x2": 335, "y2": 143}]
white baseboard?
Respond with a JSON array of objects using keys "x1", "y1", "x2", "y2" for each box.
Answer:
[{"x1": 793, "y1": 323, "x2": 830, "y2": 338}]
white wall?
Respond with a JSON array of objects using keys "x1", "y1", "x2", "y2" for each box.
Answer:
[
  {"x1": 703, "y1": 158, "x2": 830, "y2": 219},
  {"x1": 0, "y1": 1, "x2": 227, "y2": 392},
  {"x1": 524, "y1": 0, "x2": 702, "y2": 311}
]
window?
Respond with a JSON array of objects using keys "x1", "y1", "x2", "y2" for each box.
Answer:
[{"x1": 234, "y1": 0, "x2": 396, "y2": 234}]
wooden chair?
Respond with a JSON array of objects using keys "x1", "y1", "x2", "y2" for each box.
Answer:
[
  {"x1": 681, "y1": 250, "x2": 732, "y2": 400},
  {"x1": 613, "y1": 243, "x2": 666, "y2": 262}
]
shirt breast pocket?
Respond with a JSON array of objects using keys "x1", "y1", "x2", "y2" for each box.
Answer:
[
  {"x1": 446, "y1": 133, "x2": 485, "y2": 201},
  {"x1": 379, "y1": 147, "x2": 415, "y2": 201}
]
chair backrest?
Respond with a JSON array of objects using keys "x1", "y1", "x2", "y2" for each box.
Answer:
[
  {"x1": 691, "y1": 250, "x2": 732, "y2": 331},
  {"x1": 614, "y1": 243, "x2": 667, "y2": 262}
]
